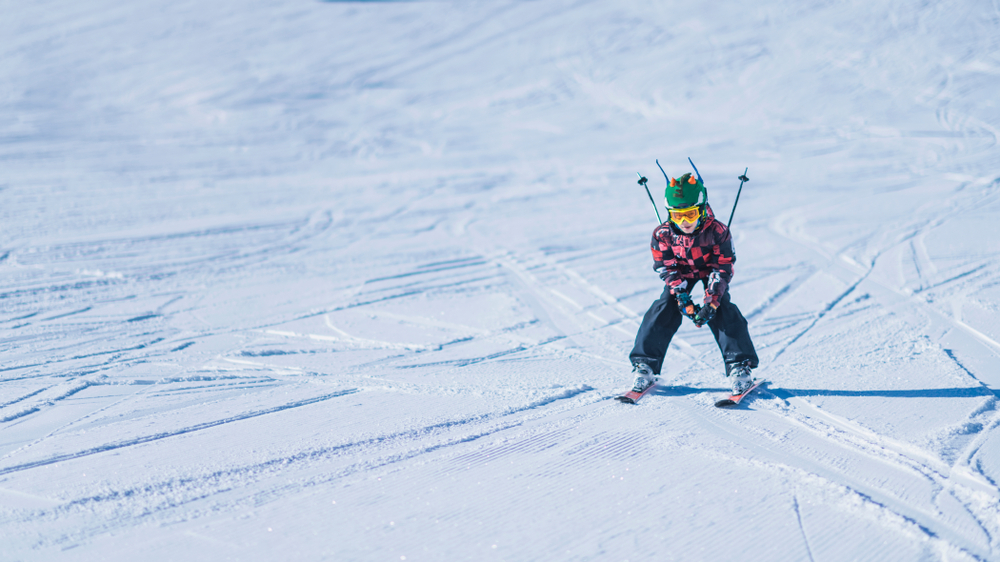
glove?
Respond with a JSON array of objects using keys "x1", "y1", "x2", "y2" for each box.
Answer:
[
  {"x1": 664, "y1": 274, "x2": 688, "y2": 294},
  {"x1": 675, "y1": 291, "x2": 700, "y2": 320},
  {"x1": 704, "y1": 271, "x2": 725, "y2": 308},
  {"x1": 693, "y1": 303, "x2": 717, "y2": 327}
]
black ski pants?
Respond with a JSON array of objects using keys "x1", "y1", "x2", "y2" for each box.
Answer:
[{"x1": 629, "y1": 284, "x2": 758, "y2": 376}]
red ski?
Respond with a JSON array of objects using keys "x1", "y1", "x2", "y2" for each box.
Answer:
[
  {"x1": 615, "y1": 381, "x2": 656, "y2": 404},
  {"x1": 715, "y1": 379, "x2": 765, "y2": 407}
]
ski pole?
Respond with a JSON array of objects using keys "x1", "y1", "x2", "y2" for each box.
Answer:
[
  {"x1": 726, "y1": 168, "x2": 749, "y2": 229},
  {"x1": 687, "y1": 157, "x2": 703, "y2": 183},
  {"x1": 655, "y1": 159, "x2": 669, "y2": 185},
  {"x1": 637, "y1": 172, "x2": 662, "y2": 224}
]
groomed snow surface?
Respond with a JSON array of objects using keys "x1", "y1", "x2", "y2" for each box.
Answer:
[{"x1": 3, "y1": 0, "x2": 1000, "y2": 560}]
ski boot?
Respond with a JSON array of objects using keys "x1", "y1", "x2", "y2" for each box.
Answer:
[
  {"x1": 728, "y1": 360, "x2": 753, "y2": 395},
  {"x1": 630, "y1": 362, "x2": 655, "y2": 393}
]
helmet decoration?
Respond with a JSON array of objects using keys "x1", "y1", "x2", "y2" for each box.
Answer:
[
  {"x1": 665, "y1": 173, "x2": 707, "y2": 209},
  {"x1": 664, "y1": 172, "x2": 708, "y2": 231}
]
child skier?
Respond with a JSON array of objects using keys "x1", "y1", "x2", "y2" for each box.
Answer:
[{"x1": 629, "y1": 169, "x2": 759, "y2": 396}]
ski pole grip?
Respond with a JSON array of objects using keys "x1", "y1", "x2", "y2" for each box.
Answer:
[
  {"x1": 727, "y1": 167, "x2": 749, "y2": 230},
  {"x1": 638, "y1": 171, "x2": 662, "y2": 224}
]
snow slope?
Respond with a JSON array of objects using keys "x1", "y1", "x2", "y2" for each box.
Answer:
[{"x1": 2, "y1": 0, "x2": 1000, "y2": 560}]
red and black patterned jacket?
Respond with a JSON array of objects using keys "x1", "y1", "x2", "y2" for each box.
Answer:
[{"x1": 650, "y1": 204, "x2": 735, "y2": 307}]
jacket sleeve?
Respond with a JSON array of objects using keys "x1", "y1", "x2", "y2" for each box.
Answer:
[
  {"x1": 651, "y1": 226, "x2": 686, "y2": 291},
  {"x1": 704, "y1": 227, "x2": 735, "y2": 307}
]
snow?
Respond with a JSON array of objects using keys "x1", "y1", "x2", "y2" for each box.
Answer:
[{"x1": 2, "y1": 0, "x2": 1000, "y2": 559}]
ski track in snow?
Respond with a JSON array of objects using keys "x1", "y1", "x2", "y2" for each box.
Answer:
[{"x1": 2, "y1": 0, "x2": 1000, "y2": 560}]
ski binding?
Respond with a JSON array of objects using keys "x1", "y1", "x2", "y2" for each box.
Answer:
[
  {"x1": 715, "y1": 379, "x2": 765, "y2": 408},
  {"x1": 616, "y1": 381, "x2": 656, "y2": 404}
]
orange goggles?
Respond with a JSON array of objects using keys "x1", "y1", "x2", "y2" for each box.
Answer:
[{"x1": 668, "y1": 205, "x2": 701, "y2": 224}]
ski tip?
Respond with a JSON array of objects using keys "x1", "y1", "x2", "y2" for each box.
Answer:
[
  {"x1": 615, "y1": 395, "x2": 637, "y2": 405},
  {"x1": 715, "y1": 398, "x2": 737, "y2": 408}
]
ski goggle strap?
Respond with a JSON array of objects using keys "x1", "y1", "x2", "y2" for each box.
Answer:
[{"x1": 668, "y1": 205, "x2": 701, "y2": 225}]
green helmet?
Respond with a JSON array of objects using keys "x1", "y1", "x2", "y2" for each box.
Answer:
[{"x1": 665, "y1": 172, "x2": 707, "y2": 208}]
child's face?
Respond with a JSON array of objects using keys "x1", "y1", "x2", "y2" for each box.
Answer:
[
  {"x1": 676, "y1": 217, "x2": 699, "y2": 234},
  {"x1": 668, "y1": 205, "x2": 701, "y2": 234}
]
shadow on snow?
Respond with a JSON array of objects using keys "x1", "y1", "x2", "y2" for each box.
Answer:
[{"x1": 648, "y1": 384, "x2": 998, "y2": 399}]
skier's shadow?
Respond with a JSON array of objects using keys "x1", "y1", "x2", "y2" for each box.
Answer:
[
  {"x1": 650, "y1": 384, "x2": 764, "y2": 409},
  {"x1": 650, "y1": 385, "x2": 729, "y2": 397},
  {"x1": 768, "y1": 387, "x2": 1000, "y2": 399},
  {"x1": 647, "y1": 384, "x2": 999, "y2": 399}
]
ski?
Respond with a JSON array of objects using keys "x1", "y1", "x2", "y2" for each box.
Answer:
[
  {"x1": 715, "y1": 379, "x2": 764, "y2": 408},
  {"x1": 615, "y1": 381, "x2": 656, "y2": 404}
]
